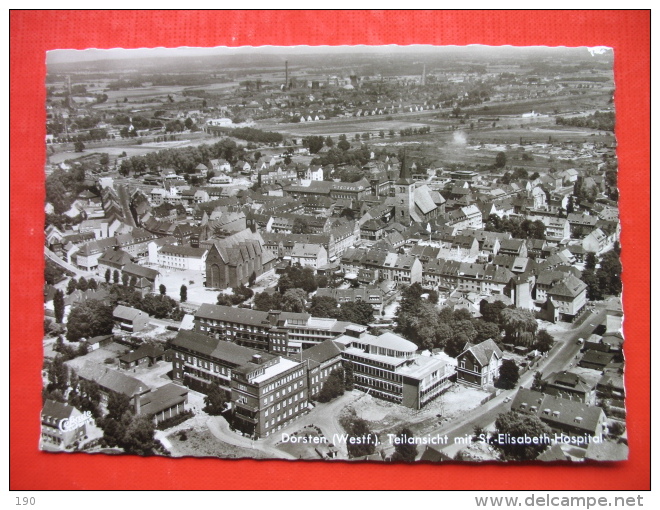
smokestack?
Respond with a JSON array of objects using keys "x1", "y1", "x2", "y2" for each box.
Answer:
[{"x1": 285, "y1": 60, "x2": 288, "y2": 89}]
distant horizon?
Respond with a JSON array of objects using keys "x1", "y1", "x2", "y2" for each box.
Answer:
[{"x1": 47, "y1": 44, "x2": 611, "y2": 65}]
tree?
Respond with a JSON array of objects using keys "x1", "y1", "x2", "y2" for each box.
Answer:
[
  {"x1": 113, "y1": 269, "x2": 120, "y2": 284},
  {"x1": 105, "y1": 268, "x2": 111, "y2": 284},
  {"x1": 88, "y1": 278, "x2": 98, "y2": 291},
  {"x1": 180, "y1": 284, "x2": 187, "y2": 303},
  {"x1": 122, "y1": 414, "x2": 158, "y2": 456},
  {"x1": 597, "y1": 251, "x2": 622, "y2": 296},
  {"x1": 497, "y1": 359, "x2": 520, "y2": 389},
  {"x1": 531, "y1": 371, "x2": 545, "y2": 392},
  {"x1": 253, "y1": 291, "x2": 282, "y2": 312},
  {"x1": 248, "y1": 272, "x2": 257, "y2": 287},
  {"x1": 107, "y1": 392, "x2": 133, "y2": 422},
  {"x1": 391, "y1": 427, "x2": 418, "y2": 462},
  {"x1": 66, "y1": 299, "x2": 114, "y2": 341},
  {"x1": 344, "y1": 362, "x2": 354, "y2": 391},
  {"x1": 581, "y1": 269, "x2": 602, "y2": 300},
  {"x1": 121, "y1": 273, "x2": 129, "y2": 286},
  {"x1": 69, "y1": 378, "x2": 102, "y2": 419},
  {"x1": 48, "y1": 355, "x2": 69, "y2": 392},
  {"x1": 609, "y1": 421, "x2": 626, "y2": 437},
  {"x1": 309, "y1": 295, "x2": 339, "y2": 318},
  {"x1": 494, "y1": 411, "x2": 551, "y2": 460},
  {"x1": 495, "y1": 151, "x2": 507, "y2": 169},
  {"x1": 54, "y1": 289, "x2": 65, "y2": 324},
  {"x1": 281, "y1": 288, "x2": 307, "y2": 313},
  {"x1": 74, "y1": 141, "x2": 85, "y2": 152},
  {"x1": 303, "y1": 135, "x2": 325, "y2": 154},
  {"x1": 77, "y1": 277, "x2": 88, "y2": 292},
  {"x1": 101, "y1": 411, "x2": 130, "y2": 448},
  {"x1": 338, "y1": 300, "x2": 374, "y2": 326},
  {"x1": 66, "y1": 278, "x2": 78, "y2": 295},
  {"x1": 472, "y1": 320, "x2": 501, "y2": 343},
  {"x1": 585, "y1": 252, "x2": 597, "y2": 271},
  {"x1": 292, "y1": 217, "x2": 311, "y2": 234},
  {"x1": 337, "y1": 139, "x2": 350, "y2": 151},
  {"x1": 340, "y1": 414, "x2": 377, "y2": 458},
  {"x1": 316, "y1": 368, "x2": 345, "y2": 403},
  {"x1": 445, "y1": 333, "x2": 469, "y2": 358},
  {"x1": 500, "y1": 308, "x2": 538, "y2": 345},
  {"x1": 204, "y1": 382, "x2": 228, "y2": 415},
  {"x1": 325, "y1": 136, "x2": 334, "y2": 147},
  {"x1": 566, "y1": 195, "x2": 575, "y2": 214},
  {"x1": 534, "y1": 330, "x2": 554, "y2": 353},
  {"x1": 159, "y1": 284, "x2": 167, "y2": 296},
  {"x1": 480, "y1": 299, "x2": 506, "y2": 325}
]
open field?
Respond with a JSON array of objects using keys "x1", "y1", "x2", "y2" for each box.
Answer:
[{"x1": 101, "y1": 85, "x2": 191, "y2": 102}]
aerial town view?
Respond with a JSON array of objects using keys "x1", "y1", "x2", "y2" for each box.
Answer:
[{"x1": 40, "y1": 45, "x2": 625, "y2": 462}]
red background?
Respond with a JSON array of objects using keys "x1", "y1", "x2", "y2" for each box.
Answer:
[{"x1": 10, "y1": 10, "x2": 650, "y2": 490}]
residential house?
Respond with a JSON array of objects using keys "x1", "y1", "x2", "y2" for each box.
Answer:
[
  {"x1": 456, "y1": 339, "x2": 503, "y2": 388},
  {"x1": 119, "y1": 343, "x2": 165, "y2": 369},
  {"x1": 511, "y1": 388, "x2": 606, "y2": 445},
  {"x1": 445, "y1": 205, "x2": 483, "y2": 232},
  {"x1": 122, "y1": 263, "x2": 161, "y2": 296},
  {"x1": 582, "y1": 228, "x2": 611, "y2": 254},
  {"x1": 545, "y1": 274, "x2": 588, "y2": 321},
  {"x1": 315, "y1": 287, "x2": 385, "y2": 315},
  {"x1": 544, "y1": 371, "x2": 597, "y2": 405},
  {"x1": 157, "y1": 244, "x2": 208, "y2": 271},
  {"x1": 113, "y1": 305, "x2": 150, "y2": 333},
  {"x1": 290, "y1": 243, "x2": 328, "y2": 271},
  {"x1": 40, "y1": 400, "x2": 90, "y2": 450},
  {"x1": 69, "y1": 360, "x2": 150, "y2": 404},
  {"x1": 86, "y1": 334, "x2": 113, "y2": 352},
  {"x1": 579, "y1": 351, "x2": 616, "y2": 371}
]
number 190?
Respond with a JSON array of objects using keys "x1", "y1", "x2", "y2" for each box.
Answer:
[{"x1": 16, "y1": 497, "x2": 36, "y2": 506}]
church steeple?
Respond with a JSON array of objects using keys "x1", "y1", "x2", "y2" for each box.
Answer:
[{"x1": 399, "y1": 149, "x2": 412, "y2": 181}]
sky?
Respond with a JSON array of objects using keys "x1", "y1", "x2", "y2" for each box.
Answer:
[{"x1": 46, "y1": 44, "x2": 608, "y2": 65}]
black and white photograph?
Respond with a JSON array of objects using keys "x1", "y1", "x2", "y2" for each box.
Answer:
[{"x1": 41, "y1": 45, "x2": 625, "y2": 463}]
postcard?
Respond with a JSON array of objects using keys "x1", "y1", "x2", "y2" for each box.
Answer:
[{"x1": 40, "y1": 44, "x2": 627, "y2": 464}]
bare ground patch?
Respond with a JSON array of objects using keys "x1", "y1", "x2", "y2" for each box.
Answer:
[
  {"x1": 346, "y1": 384, "x2": 492, "y2": 439},
  {"x1": 167, "y1": 427, "x2": 270, "y2": 459}
]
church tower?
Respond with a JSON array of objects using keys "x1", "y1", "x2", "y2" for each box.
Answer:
[{"x1": 394, "y1": 150, "x2": 415, "y2": 223}]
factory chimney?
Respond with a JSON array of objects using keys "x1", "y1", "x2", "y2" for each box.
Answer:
[{"x1": 285, "y1": 60, "x2": 289, "y2": 89}]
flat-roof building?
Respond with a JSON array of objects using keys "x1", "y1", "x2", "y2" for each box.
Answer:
[{"x1": 335, "y1": 326, "x2": 453, "y2": 409}]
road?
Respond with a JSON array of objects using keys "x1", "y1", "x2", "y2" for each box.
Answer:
[
  {"x1": 206, "y1": 415, "x2": 295, "y2": 460},
  {"x1": 116, "y1": 184, "x2": 137, "y2": 227},
  {"x1": 423, "y1": 305, "x2": 608, "y2": 458},
  {"x1": 44, "y1": 246, "x2": 94, "y2": 278},
  {"x1": 149, "y1": 317, "x2": 181, "y2": 330}
]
